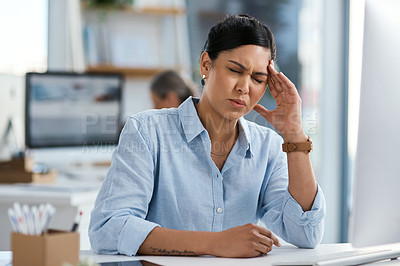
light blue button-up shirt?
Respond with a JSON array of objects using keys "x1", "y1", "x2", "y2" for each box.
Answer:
[{"x1": 89, "y1": 97, "x2": 326, "y2": 256}]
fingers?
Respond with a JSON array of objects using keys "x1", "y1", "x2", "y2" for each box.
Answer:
[
  {"x1": 254, "y1": 230, "x2": 280, "y2": 256},
  {"x1": 267, "y1": 81, "x2": 280, "y2": 98},
  {"x1": 249, "y1": 223, "x2": 281, "y2": 256},
  {"x1": 218, "y1": 223, "x2": 281, "y2": 258},
  {"x1": 268, "y1": 60, "x2": 298, "y2": 97},
  {"x1": 267, "y1": 70, "x2": 284, "y2": 99},
  {"x1": 258, "y1": 227, "x2": 281, "y2": 247},
  {"x1": 268, "y1": 65, "x2": 283, "y2": 93},
  {"x1": 255, "y1": 243, "x2": 272, "y2": 256},
  {"x1": 279, "y1": 72, "x2": 296, "y2": 89}
]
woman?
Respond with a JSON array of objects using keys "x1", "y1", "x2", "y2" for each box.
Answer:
[
  {"x1": 89, "y1": 14, "x2": 326, "y2": 258},
  {"x1": 150, "y1": 70, "x2": 196, "y2": 109}
]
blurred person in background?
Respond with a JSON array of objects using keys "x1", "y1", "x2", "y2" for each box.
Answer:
[{"x1": 150, "y1": 70, "x2": 197, "y2": 109}]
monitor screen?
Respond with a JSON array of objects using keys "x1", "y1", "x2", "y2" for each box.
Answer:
[
  {"x1": 349, "y1": 0, "x2": 400, "y2": 247},
  {"x1": 25, "y1": 72, "x2": 123, "y2": 148}
]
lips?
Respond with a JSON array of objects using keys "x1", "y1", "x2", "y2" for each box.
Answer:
[{"x1": 229, "y1": 99, "x2": 247, "y2": 108}]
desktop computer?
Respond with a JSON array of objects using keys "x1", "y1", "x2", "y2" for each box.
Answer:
[
  {"x1": 348, "y1": 0, "x2": 400, "y2": 248},
  {"x1": 25, "y1": 72, "x2": 123, "y2": 149},
  {"x1": 274, "y1": 0, "x2": 400, "y2": 264},
  {"x1": 24, "y1": 72, "x2": 123, "y2": 180}
]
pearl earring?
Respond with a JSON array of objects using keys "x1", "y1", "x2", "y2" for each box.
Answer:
[{"x1": 201, "y1": 74, "x2": 206, "y2": 86}]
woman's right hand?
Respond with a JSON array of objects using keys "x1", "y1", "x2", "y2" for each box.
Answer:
[{"x1": 210, "y1": 223, "x2": 281, "y2": 258}]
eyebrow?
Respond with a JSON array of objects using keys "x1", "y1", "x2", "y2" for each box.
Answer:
[{"x1": 227, "y1": 60, "x2": 268, "y2": 77}]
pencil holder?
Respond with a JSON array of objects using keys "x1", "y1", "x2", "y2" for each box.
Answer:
[{"x1": 11, "y1": 229, "x2": 79, "y2": 266}]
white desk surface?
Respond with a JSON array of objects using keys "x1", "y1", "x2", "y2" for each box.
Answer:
[
  {"x1": 0, "y1": 183, "x2": 99, "y2": 205},
  {"x1": 0, "y1": 166, "x2": 105, "y2": 205},
  {"x1": 1, "y1": 244, "x2": 400, "y2": 266}
]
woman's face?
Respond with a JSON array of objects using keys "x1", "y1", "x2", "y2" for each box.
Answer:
[{"x1": 200, "y1": 45, "x2": 271, "y2": 121}]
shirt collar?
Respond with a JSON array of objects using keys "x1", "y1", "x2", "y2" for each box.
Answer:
[
  {"x1": 237, "y1": 117, "x2": 253, "y2": 158},
  {"x1": 178, "y1": 96, "x2": 253, "y2": 157},
  {"x1": 178, "y1": 97, "x2": 206, "y2": 143}
]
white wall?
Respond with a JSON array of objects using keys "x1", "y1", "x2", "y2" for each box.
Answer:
[{"x1": 0, "y1": 1, "x2": 47, "y2": 75}]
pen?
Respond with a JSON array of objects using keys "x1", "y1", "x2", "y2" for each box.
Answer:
[
  {"x1": 31, "y1": 206, "x2": 40, "y2": 235},
  {"x1": 41, "y1": 204, "x2": 55, "y2": 233},
  {"x1": 38, "y1": 204, "x2": 45, "y2": 232},
  {"x1": 7, "y1": 208, "x2": 19, "y2": 232},
  {"x1": 13, "y1": 203, "x2": 28, "y2": 234},
  {"x1": 8, "y1": 203, "x2": 56, "y2": 235},
  {"x1": 71, "y1": 211, "x2": 82, "y2": 232},
  {"x1": 23, "y1": 204, "x2": 34, "y2": 235}
]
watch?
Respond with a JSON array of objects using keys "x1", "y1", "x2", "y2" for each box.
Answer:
[{"x1": 282, "y1": 136, "x2": 313, "y2": 153}]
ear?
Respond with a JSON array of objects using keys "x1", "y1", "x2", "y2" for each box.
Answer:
[{"x1": 200, "y1": 52, "x2": 212, "y2": 77}]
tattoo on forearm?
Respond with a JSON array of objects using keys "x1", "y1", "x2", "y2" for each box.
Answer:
[{"x1": 149, "y1": 247, "x2": 196, "y2": 256}]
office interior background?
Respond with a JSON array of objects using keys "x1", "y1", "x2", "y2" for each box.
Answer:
[{"x1": 0, "y1": 0, "x2": 366, "y2": 244}]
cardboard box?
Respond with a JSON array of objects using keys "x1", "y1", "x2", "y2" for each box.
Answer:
[
  {"x1": 11, "y1": 230, "x2": 79, "y2": 266},
  {"x1": 0, "y1": 157, "x2": 56, "y2": 184}
]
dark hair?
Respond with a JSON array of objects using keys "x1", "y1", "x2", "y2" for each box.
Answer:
[
  {"x1": 203, "y1": 14, "x2": 276, "y2": 61},
  {"x1": 150, "y1": 70, "x2": 194, "y2": 104}
]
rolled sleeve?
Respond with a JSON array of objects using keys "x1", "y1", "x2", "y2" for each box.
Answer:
[
  {"x1": 118, "y1": 217, "x2": 160, "y2": 256},
  {"x1": 283, "y1": 184, "x2": 326, "y2": 226},
  {"x1": 280, "y1": 184, "x2": 326, "y2": 248}
]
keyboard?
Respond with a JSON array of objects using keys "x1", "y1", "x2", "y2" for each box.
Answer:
[{"x1": 272, "y1": 248, "x2": 400, "y2": 266}]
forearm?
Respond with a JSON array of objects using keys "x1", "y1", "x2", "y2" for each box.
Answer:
[
  {"x1": 138, "y1": 227, "x2": 216, "y2": 256},
  {"x1": 285, "y1": 133, "x2": 317, "y2": 211},
  {"x1": 138, "y1": 223, "x2": 280, "y2": 258}
]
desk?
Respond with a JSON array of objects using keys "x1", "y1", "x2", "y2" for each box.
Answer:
[
  {"x1": 0, "y1": 173, "x2": 103, "y2": 251},
  {"x1": 1, "y1": 244, "x2": 400, "y2": 266}
]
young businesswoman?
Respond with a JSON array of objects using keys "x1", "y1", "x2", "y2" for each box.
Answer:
[{"x1": 89, "y1": 14, "x2": 326, "y2": 258}]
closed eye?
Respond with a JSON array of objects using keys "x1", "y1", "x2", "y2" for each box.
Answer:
[
  {"x1": 253, "y1": 77, "x2": 263, "y2": 84},
  {"x1": 229, "y1": 68, "x2": 242, "y2": 74},
  {"x1": 252, "y1": 76, "x2": 266, "y2": 84}
]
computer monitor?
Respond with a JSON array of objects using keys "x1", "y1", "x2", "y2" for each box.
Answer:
[
  {"x1": 25, "y1": 72, "x2": 123, "y2": 149},
  {"x1": 349, "y1": 0, "x2": 400, "y2": 247}
]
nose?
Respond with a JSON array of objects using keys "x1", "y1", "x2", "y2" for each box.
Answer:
[{"x1": 236, "y1": 76, "x2": 250, "y2": 94}]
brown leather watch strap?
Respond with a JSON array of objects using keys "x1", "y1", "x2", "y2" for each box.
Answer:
[{"x1": 282, "y1": 137, "x2": 313, "y2": 153}]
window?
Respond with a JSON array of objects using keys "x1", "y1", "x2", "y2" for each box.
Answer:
[
  {"x1": 186, "y1": 0, "x2": 349, "y2": 243},
  {"x1": 0, "y1": 0, "x2": 48, "y2": 75}
]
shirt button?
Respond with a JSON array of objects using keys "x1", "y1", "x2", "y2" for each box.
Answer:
[{"x1": 216, "y1": 207, "x2": 223, "y2": 214}]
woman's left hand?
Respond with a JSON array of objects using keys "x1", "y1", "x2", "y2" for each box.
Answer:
[{"x1": 253, "y1": 60, "x2": 305, "y2": 142}]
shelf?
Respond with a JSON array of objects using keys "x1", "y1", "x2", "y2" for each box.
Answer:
[
  {"x1": 86, "y1": 65, "x2": 165, "y2": 77},
  {"x1": 129, "y1": 6, "x2": 186, "y2": 15},
  {"x1": 82, "y1": 3, "x2": 186, "y2": 16},
  {"x1": 81, "y1": 2, "x2": 189, "y2": 79}
]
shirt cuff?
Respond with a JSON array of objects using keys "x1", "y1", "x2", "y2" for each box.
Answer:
[
  {"x1": 283, "y1": 183, "x2": 326, "y2": 227},
  {"x1": 118, "y1": 217, "x2": 160, "y2": 256}
]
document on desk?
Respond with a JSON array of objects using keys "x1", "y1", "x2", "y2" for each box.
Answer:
[{"x1": 100, "y1": 261, "x2": 161, "y2": 266}]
